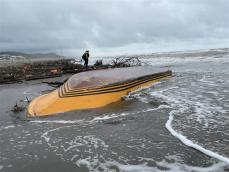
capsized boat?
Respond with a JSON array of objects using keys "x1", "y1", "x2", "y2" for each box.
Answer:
[{"x1": 28, "y1": 66, "x2": 172, "y2": 117}]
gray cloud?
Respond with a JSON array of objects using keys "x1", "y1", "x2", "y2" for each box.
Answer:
[{"x1": 0, "y1": 0, "x2": 228, "y2": 56}]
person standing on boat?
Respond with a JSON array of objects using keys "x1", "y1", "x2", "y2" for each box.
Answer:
[{"x1": 82, "y1": 50, "x2": 90, "y2": 68}]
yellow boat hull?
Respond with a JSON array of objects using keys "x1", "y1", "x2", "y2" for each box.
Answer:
[{"x1": 28, "y1": 69, "x2": 172, "y2": 117}]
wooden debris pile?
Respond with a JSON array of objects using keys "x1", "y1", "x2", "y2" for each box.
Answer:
[
  {"x1": 0, "y1": 57, "x2": 142, "y2": 84},
  {"x1": 112, "y1": 57, "x2": 142, "y2": 67},
  {"x1": 0, "y1": 59, "x2": 83, "y2": 83}
]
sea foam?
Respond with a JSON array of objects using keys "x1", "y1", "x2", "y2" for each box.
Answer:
[{"x1": 166, "y1": 112, "x2": 229, "y2": 164}]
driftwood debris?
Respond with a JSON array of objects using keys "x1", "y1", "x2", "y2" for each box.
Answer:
[
  {"x1": 0, "y1": 59, "x2": 78, "y2": 84},
  {"x1": 42, "y1": 81, "x2": 65, "y2": 88},
  {"x1": 0, "y1": 57, "x2": 142, "y2": 85},
  {"x1": 11, "y1": 103, "x2": 25, "y2": 113},
  {"x1": 94, "y1": 60, "x2": 103, "y2": 66},
  {"x1": 26, "y1": 96, "x2": 30, "y2": 103},
  {"x1": 112, "y1": 57, "x2": 142, "y2": 67}
]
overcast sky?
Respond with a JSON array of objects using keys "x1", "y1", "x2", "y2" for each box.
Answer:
[{"x1": 0, "y1": 0, "x2": 229, "y2": 56}]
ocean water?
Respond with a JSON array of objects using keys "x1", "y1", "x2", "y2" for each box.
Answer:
[{"x1": 0, "y1": 49, "x2": 229, "y2": 172}]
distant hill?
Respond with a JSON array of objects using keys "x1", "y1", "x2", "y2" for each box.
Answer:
[{"x1": 0, "y1": 51, "x2": 65, "y2": 59}]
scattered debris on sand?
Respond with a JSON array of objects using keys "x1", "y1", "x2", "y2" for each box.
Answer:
[
  {"x1": 112, "y1": 57, "x2": 141, "y2": 67},
  {"x1": 0, "y1": 57, "x2": 142, "y2": 85},
  {"x1": 11, "y1": 103, "x2": 25, "y2": 113},
  {"x1": 42, "y1": 81, "x2": 66, "y2": 88}
]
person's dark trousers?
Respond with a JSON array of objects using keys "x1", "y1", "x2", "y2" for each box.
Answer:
[{"x1": 84, "y1": 58, "x2": 88, "y2": 68}]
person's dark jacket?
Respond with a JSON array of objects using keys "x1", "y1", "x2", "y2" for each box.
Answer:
[{"x1": 82, "y1": 52, "x2": 89, "y2": 60}]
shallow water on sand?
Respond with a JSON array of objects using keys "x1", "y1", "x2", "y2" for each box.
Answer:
[{"x1": 0, "y1": 49, "x2": 229, "y2": 172}]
